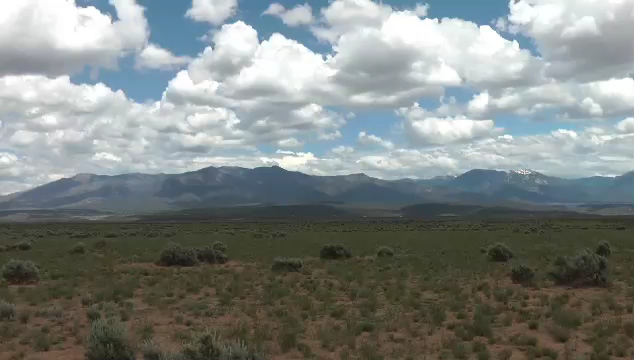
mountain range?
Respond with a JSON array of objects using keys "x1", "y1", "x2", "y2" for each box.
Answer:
[{"x1": 0, "y1": 166, "x2": 632, "y2": 212}]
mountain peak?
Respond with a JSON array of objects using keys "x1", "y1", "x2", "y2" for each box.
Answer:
[
  {"x1": 511, "y1": 169, "x2": 535, "y2": 175},
  {"x1": 255, "y1": 165, "x2": 289, "y2": 173},
  {"x1": 71, "y1": 173, "x2": 97, "y2": 182},
  {"x1": 347, "y1": 173, "x2": 370, "y2": 178}
]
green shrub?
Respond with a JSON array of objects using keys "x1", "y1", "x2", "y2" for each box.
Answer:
[
  {"x1": 4, "y1": 244, "x2": 17, "y2": 251},
  {"x1": 157, "y1": 243, "x2": 198, "y2": 267},
  {"x1": 1, "y1": 259, "x2": 40, "y2": 284},
  {"x1": 497, "y1": 349, "x2": 512, "y2": 360},
  {"x1": 138, "y1": 321, "x2": 154, "y2": 342},
  {"x1": 477, "y1": 350, "x2": 491, "y2": 360},
  {"x1": 320, "y1": 244, "x2": 352, "y2": 260},
  {"x1": 354, "y1": 320, "x2": 375, "y2": 334},
  {"x1": 511, "y1": 334, "x2": 537, "y2": 346},
  {"x1": 546, "y1": 323, "x2": 570, "y2": 343},
  {"x1": 70, "y1": 242, "x2": 87, "y2": 255},
  {"x1": 427, "y1": 303, "x2": 447, "y2": 326},
  {"x1": 87, "y1": 304, "x2": 101, "y2": 322},
  {"x1": 278, "y1": 328, "x2": 297, "y2": 352},
  {"x1": 17, "y1": 241, "x2": 32, "y2": 251},
  {"x1": 142, "y1": 340, "x2": 181, "y2": 360},
  {"x1": 94, "y1": 240, "x2": 108, "y2": 249},
  {"x1": 552, "y1": 309, "x2": 581, "y2": 329},
  {"x1": 528, "y1": 320, "x2": 539, "y2": 330},
  {"x1": 37, "y1": 305, "x2": 63, "y2": 318},
  {"x1": 85, "y1": 318, "x2": 135, "y2": 360},
  {"x1": 141, "y1": 340, "x2": 162, "y2": 360},
  {"x1": 19, "y1": 310, "x2": 30, "y2": 324},
  {"x1": 271, "y1": 258, "x2": 303, "y2": 272},
  {"x1": 195, "y1": 247, "x2": 228, "y2": 264},
  {"x1": 548, "y1": 249, "x2": 608, "y2": 287},
  {"x1": 486, "y1": 243, "x2": 513, "y2": 262},
  {"x1": 451, "y1": 340, "x2": 468, "y2": 359},
  {"x1": 0, "y1": 300, "x2": 16, "y2": 321},
  {"x1": 34, "y1": 332, "x2": 51, "y2": 351},
  {"x1": 180, "y1": 330, "x2": 262, "y2": 360},
  {"x1": 271, "y1": 231, "x2": 287, "y2": 238},
  {"x1": 595, "y1": 241, "x2": 611, "y2": 257},
  {"x1": 71, "y1": 232, "x2": 91, "y2": 239},
  {"x1": 472, "y1": 340, "x2": 487, "y2": 352},
  {"x1": 540, "y1": 347, "x2": 559, "y2": 360},
  {"x1": 469, "y1": 308, "x2": 493, "y2": 337},
  {"x1": 510, "y1": 264, "x2": 535, "y2": 284},
  {"x1": 375, "y1": 246, "x2": 394, "y2": 258},
  {"x1": 211, "y1": 241, "x2": 227, "y2": 253}
]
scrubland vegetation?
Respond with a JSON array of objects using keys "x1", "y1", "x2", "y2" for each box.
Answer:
[{"x1": 0, "y1": 218, "x2": 632, "y2": 359}]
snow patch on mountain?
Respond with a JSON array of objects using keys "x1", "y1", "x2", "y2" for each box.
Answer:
[
  {"x1": 505, "y1": 169, "x2": 550, "y2": 188},
  {"x1": 511, "y1": 169, "x2": 534, "y2": 175}
]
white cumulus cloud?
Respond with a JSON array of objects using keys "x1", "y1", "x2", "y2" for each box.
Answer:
[
  {"x1": 467, "y1": 77, "x2": 634, "y2": 120},
  {"x1": 615, "y1": 118, "x2": 634, "y2": 134},
  {"x1": 186, "y1": 0, "x2": 237, "y2": 25},
  {"x1": 263, "y1": 3, "x2": 315, "y2": 27},
  {"x1": 135, "y1": 44, "x2": 192, "y2": 70},
  {"x1": 358, "y1": 131, "x2": 394, "y2": 149},
  {"x1": 277, "y1": 137, "x2": 303, "y2": 149},
  {"x1": 0, "y1": 0, "x2": 149, "y2": 76},
  {"x1": 399, "y1": 103, "x2": 501, "y2": 144},
  {"x1": 502, "y1": 0, "x2": 634, "y2": 81}
]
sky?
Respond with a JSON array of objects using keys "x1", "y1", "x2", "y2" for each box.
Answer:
[{"x1": 0, "y1": 0, "x2": 633, "y2": 194}]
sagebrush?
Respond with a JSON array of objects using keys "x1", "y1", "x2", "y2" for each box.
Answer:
[
  {"x1": 486, "y1": 243, "x2": 513, "y2": 262},
  {"x1": 180, "y1": 330, "x2": 263, "y2": 360},
  {"x1": 196, "y1": 246, "x2": 228, "y2": 264},
  {"x1": 157, "y1": 243, "x2": 198, "y2": 267},
  {"x1": 548, "y1": 249, "x2": 608, "y2": 286},
  {"x1": 320, "y1": 244, "x2": 352, "y2": 260},
  {"x1": 595, "y1": 241, "x2": 611, "y2": 257},
  {"x1": 510, "y1": 264, "x2": 535, "y2": 284},
  {"x1": 376, "y1": 246, "x2": 394, "y2": 258},
  {"x1": 70, "y1": 242, "x2": 87, "y2": 254},
  {"x1": 0, "y1": 300, "x2": 16, "y2": 321},
  {"x1": 85, "y1": 318, "x2": 135, "y2": 360},
  {"x1": 1, "y1": 259, "x2": 40, "y2": 284},
  {"x1": 211, "y1": 241, "x2": 227, "y2": 253},
  {"x1": 271, "y1": 258, "x2": 303, "y2": 272}
]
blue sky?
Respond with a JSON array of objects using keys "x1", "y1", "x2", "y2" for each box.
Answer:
[
  {"x1": 0, "y1": 0, "x2": 632, "y2": 193},
  {"x1": 74, "y1": 0, "x2": 577, "y2": 150}
]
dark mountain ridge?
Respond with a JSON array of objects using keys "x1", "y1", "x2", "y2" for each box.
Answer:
[{"x1": 0, "y1": 166, "x2": 632, "y2": 212}]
